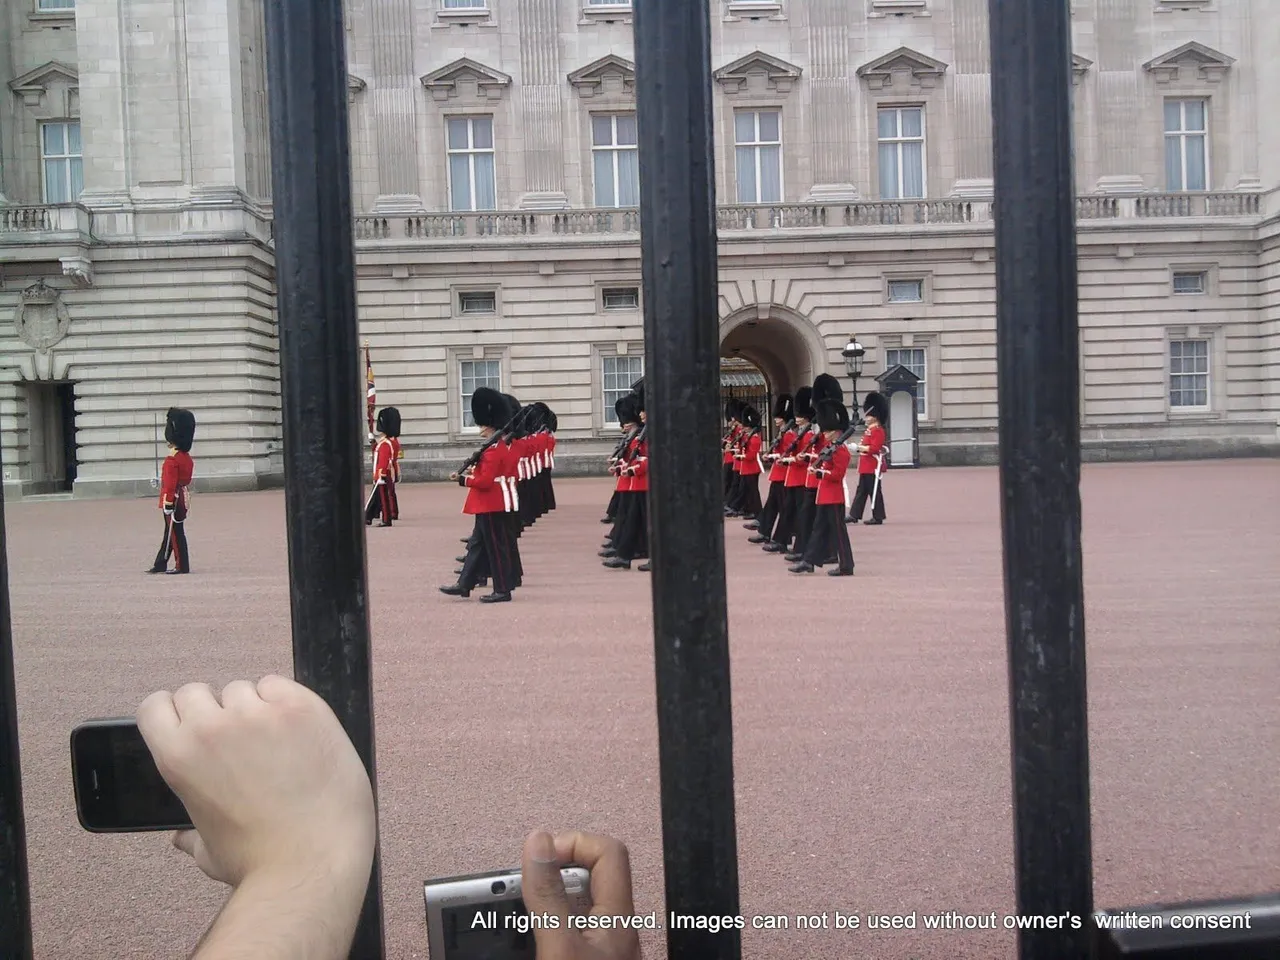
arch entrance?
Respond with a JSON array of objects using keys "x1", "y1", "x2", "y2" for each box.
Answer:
[{"x1": 719, "y1": 306, "x2": 825, "y2": 431}]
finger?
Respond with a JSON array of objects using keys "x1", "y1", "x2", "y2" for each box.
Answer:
[
  {"x1": 135, "y1": 690, "x2": 179, "y2": 750},
  {"x1": 171, "y1": 683, "x2": 220, "y2": 723},
  {"x1": 219, "y1": 679, "x2": 264, "y2": 713},
  {"x1": 255, "y1": 674, "x2": 308, "y2": 706},
  {"x1": 173, "y1": 829, "x2": 200, "y2": 859},
  {"x1": 555, "y1": 832, "x2": 635, "y2": 918},
  {"x1": 521, "y1": 831, "x2": 575, "y2": 950}
]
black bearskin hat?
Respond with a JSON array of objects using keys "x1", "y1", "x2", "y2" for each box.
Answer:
[
  {"x1": 793, "y1": 386, "x2": 815, "y2": 422},
  {"x1": 615, "y1": 395, "x2": 637, "y2": 426},
  {"x1": 546, "y1": 409, "x2": 558, "y2": 432},
  {"x1": 812, "y1": 373, "x2": 844, "y2": 406},
  {"x1": 375, "y1": 407, "x2": 401, "y2": 438},
  {"x1": 816, "y1": 399, "x2": 849, "y2": 435},
  {"x1": 862, "y1": 391, "x2": 890, "y2": 425},
  {"x1": 631, "y1": 377, "x2": 645, "y2": 413},
  {"x1": 772, "y1": 393, "x2": 793, "y2": 421},
  {"x1": 164, "y1": 408, "x2": 196, "y2": 453},
  {"x1": 471, "y1": 387, "x2": 506, "y2": 430},
  {"x1": 742, "y1": 405, "x2": 762, "y2": 430}
]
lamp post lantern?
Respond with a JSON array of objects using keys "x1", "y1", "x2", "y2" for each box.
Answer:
[{"x1": 842, "y1": 336, "x2": 866, "y2": 418}]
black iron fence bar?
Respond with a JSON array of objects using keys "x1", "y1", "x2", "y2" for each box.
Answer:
[
  {"x1": 0, "y1": 470, "x2": 32, "y2": 959},
  {"x1": 988, "y1": 1, "x2": 1094, "y2": 958},
  {"x1": 634, "y1": 0, "x2": 742, "y2": 957},
  {"x1": 262, "y1": 0, "x2": 386, "y2": 956},
  {"x1": 1094, "y1": 893, "x2": 1280, "y2": 958}
]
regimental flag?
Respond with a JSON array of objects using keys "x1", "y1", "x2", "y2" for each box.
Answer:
[{"x1": 365, "y1": 342, "x2": 376, "y2": 458}]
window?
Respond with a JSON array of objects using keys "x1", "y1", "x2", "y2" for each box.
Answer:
[
  {"x1": 602, "y1": 286, "x2": 639, "y2": 310},
  {"x1": 592, "y1": 114, "x2": 639, "y2": 208},
  {"x1": 40, "y1": 121, "x2": 82, "y2": 204},
  {"x1": 460, "y1": 359, "x2": 502, "y2": 428},
  {"x1": 37, "y1": 0, "x2": 75, "y2": 9},
  {"x1": 878, "y1": 107, "x2": 925, "y2": 200},
  {"x1": 1164, "y1": 100, "x2": 1207, "y2": 192},
  {"x1": 442, "y1": 0, "x2": 485, "y2": 7},
  {"x1": 447, "y1": 116, "x2": 496, "y2": 211},
  {"x1": 887, "y1": 279, "x2": 924, "y2": 303},
  {"x1": 734, "y1": 110, "x2": 782, "y2": 204},
  {"x1": 1172, "y1": 271, "x2": 1207, "y2": 295},
  {"x1": 458, "y1": 290, "x2": 497, "y2": 314},
  {"x1": 603, "y1": 355, "x2": 644, "y2": 423},
  {"x1": 885, "y1": 347, "x2": 927, "y2": 418},
  {"x1": 1169, "y1": 339, "x2": 1209, "y2": 409}
]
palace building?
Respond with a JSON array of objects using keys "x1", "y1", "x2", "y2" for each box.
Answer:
[{"x1": 2, "y1": 0, "x2": 1278, "y2": 498}]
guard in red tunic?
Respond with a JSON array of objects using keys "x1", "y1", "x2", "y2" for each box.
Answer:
[
  {"x1": 440, "y1": 387, "x2": 519, "y2": 603},
  {"x1": 722, "y1": 401, "x2": 742, "y2": 508},
  {"x1": 734, "y1": 405, "x2": 764, "y2": 521},
  {"x1": 364, "y1": 407, "x2": 400, "y2": 527},
  {"x1": 748, "y1": 393, "x2": 793, "y2": 543},
  {"x1": 848, "y1": 392, "x2": 890, "y2": 525},
  {"x1": 791, "y1": 399, "x2": 855, "y2": 576},
  {"x1": 602, "y1": 395, "x2": 639, "y2": 555},
  {"x1": 763, "y1": 387, "x2": 814, "y2": 554},
  {"x1": 787, "y1": 374, "x2": 843, "y2": 563},
  {"x1": 148, "y1": 407, "x2": 195, "y2": 575},
  {"x1": 602, "y1": 398, "x2": 635, "y2": 526},
  {"x1": 604, "y1": 379, "x2": 649, "y2": 571}
]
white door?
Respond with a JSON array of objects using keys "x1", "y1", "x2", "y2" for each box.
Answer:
[{"x1": 889, "y1": 389, "x2": 915, "y2": 466}]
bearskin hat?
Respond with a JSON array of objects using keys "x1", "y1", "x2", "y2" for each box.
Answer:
[
  {"x1": 375, "y1": 407, "x2": 401, "y2": 438},
  {"x1": 793, "y1": 386, "x2": 815, "y2": 422},
  {"x1": 546, "y1": 409, "x2": 558, "y2": 432},
  {"x1": 164, "y1": 408, "x2": 196, "y2": 453},
  {"x1": 615, "y1": 395, "x2": 637, "y2": 426},
  {"x1": 471, "y1": 387, "x2": 506, "y2": 430},
  {"x1": 812, "y1": 373, "x2": 844, "y2": 406},
  {"x1": 863, "y1": 391, "x2": 890, "y2": 425},
  {"x1": 816, "y1": 399, "x2": 850, "y2": 435},
  {"x1": 742, "y1": 405, "x2": 762, "y2": 429},
  {"x1": 772, "y1": 393, "x2": 793, "y2": 421},
  {"x1": 631, "y1": 377, "x2": 645, "y2": 413}
]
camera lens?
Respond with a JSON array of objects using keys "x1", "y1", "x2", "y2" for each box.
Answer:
[{"x1": 491, "y1": 881, "x2": 506, "y2": 895}]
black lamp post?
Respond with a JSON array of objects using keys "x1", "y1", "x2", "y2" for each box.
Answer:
[{"x1": 842, "y1": 336, "x2": 865, "y2": 419}]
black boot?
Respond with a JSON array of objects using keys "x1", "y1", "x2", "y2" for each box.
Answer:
[
  {"x1": 479, "y1": 591, "x2": 512, "y2": 603},
  {"x1": 439, "y1": 584, "x2": 471, "y2": 598},
  {"x1": 788, "y1": 562, "x2": 814, "y2": 574}
]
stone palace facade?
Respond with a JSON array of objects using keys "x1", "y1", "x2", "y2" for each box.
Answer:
[{"x1": 2, "y1": 0, "x2": 1279, "y2": 497}]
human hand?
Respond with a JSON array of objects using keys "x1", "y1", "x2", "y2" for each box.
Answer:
[
  {"x1": 136, "y1": 676, "x2": 376, "y2": 890},
  {"x1": 522, "y1": 831, "x2": 642, "y2": 960},
  {"x1": 449, "y1": 472, "x2": 460, "y2": 481}
]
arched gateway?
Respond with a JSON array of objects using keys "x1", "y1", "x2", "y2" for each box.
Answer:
[{"x1": 718, "y1": 303, "x2": 826, "y2": 401}]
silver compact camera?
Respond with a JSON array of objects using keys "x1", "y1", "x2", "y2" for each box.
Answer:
[{"x1": 423, "y1": 866, "x2": 592, "y2": 959}]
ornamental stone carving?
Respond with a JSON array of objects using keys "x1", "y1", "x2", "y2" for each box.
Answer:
[{"x1": 13, "y1": 280, "x2": 72, "y2": 353}]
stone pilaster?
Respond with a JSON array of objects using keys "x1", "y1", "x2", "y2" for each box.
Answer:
[
  {"x1": 369, "y1": 0, "x2": 423, "y2": 212},
  {"x1": 516, "y1": 0, "x2": 568, "y2": 210},
  {"x1": 1093, "y1": 0, "x2": 1143, "y2": 192},
  {"x1": 75, "y1": 0, "x2": 133, "y2": 207},
  {"x1": 950, "y1": 0, "x2": 993, "y2": 197},
  {"x1": 0, "y1": 2, "x2": 15, "y2": 203},
  {"x1": 1233, "y1": 0, "x2": 1261, "y2": 190},
  {"x1": 806, "y1": 0, "x2": 857, "y2": 202},
  {"x1": 185, "y1": 0, "x2": 249, "y2": 203}
]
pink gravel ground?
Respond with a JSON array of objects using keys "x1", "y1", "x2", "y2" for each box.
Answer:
[{"x1": 5, "y1": 459, "x2": 1279, "y2": 959}]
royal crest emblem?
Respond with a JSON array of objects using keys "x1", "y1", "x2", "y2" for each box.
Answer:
[{"x1": 13, "y1": 280, "x2": 72, "y2": 353}]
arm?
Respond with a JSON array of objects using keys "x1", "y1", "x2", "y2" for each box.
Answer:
[
  {"x1": 161, "y1": 457, "x2": 178, "y2": 512},
  {"x1": 464, "y1": 446, "x2": 500, "y2": 490},
  {"x1": 826, "y1": 444, "x2": 851, "y2": 483},
  {"x1": 373, "y1": 441, "x2": 392, "y2": 482},
  {"x1": 864, "y1": 426, "x2": 886, "y2": 456}
]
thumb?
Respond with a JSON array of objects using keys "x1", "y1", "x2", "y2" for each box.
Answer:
[{"x1": 522, "y1": 831, "x2": 575, "y2": 954}]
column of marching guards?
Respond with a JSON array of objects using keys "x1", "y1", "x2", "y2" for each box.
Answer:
[
  {"x1": 438, "y1": 388, "x2": 559, "y2": 603},
  {"x1": 731, "y1": 374, "x2": 889, "y2": 576},
  {"x1": 598, "y1": 378, "x2": 651, "y2": 573}
]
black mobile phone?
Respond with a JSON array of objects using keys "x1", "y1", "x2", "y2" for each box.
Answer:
[{"x1": 70, "y1": 718, "x2": 193, "y2": 832}]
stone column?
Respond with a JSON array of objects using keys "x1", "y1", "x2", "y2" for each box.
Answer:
[
  {"x1": 950, "y1": 0, "x2": 993, "y2": 197},
  {"x1": 74, "y1": 0, "x2": 133, "y2": 207},
  {"x1": 1233, "y1": 0, "x2": 1261, "y2": 190},
  {"x1": 369, "y1": 0, "x2": 423, "y2": 212},
  {"x1": 806, "y1": 0, "x2": 857, "y2": 201},
  {"x1": 184, "y1": 0, "x2": 249, "y2": 203},
  {"x1": 515, "y1": 0, "x2": 568, "y2": 210},
  {"x1": 1093, "y1": 0, "x2": 1143, "y2": 192},
  {"x1": 0, "y1": 2, "x2": 15, "y2": 203}
]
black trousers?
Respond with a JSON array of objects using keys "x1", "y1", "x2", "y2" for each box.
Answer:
[
  {"x1": 613, "y1": 491, "x2": 649, "y2": 561},
  {"x1": 364, "y1": 479, "x2": 396, "y2": 525},
  {"x1": 723, "y1": 463, "x2": 734, "y2": 499},
  {"x1": 849, "y1": 472, "x2": 886, "y2": 521},
  {"x1": 545, "y1": 469, "x2": 556, "y2": 512},
  {"x1": 756, "y1": 480, "x2": 785, "y2": 540},
  {"x1": 771, "y1": 485, "x2": 804, "y2": 547},
  {"x1": 605, "y1": 489, "x2": 619, "y2": 521},
  {"x1": 803, "y1": 503, "x2": 854, "y2": 573},
  {"x1": 151, "y1": 498, "x2": 189, "y2": 573},
  {"x1": 458, "y1": 513, "x2": 519, "y2": 594},
  {"x1": 791, "y1": 488, "x2": 819, "y2": 555},
  {"x1": 738, "y1": 473, "x2": 762, "y2": 518}
]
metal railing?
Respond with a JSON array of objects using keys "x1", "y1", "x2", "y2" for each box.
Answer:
[{"x1": 1, "y1": 1, "x2": 1278, "y2": 959}]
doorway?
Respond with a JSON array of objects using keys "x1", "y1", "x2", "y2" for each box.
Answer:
[{"x1": 24, "y1": 381, "x2": 78, "y2": 493}]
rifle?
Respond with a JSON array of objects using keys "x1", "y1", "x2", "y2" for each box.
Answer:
[
  {"x1": 457, "y1": 405, "x2": 532, "y2": 477},
  {"x1": 815, "y1": 422, "x2": 862, "y2": 465},
  {"x1": 763, "y1": 419, "x2": 797, "y2": 460},
  {"x1": 608, "y1": 425, "x2": 640, "y2": 463}
]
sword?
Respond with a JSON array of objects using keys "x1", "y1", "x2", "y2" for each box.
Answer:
[
  {"x1": 870, "y1": 453, "x2": 885, "y2": 517},
  {"x1": 150, "y1": 413, "x2": 160, "y2": 489}
]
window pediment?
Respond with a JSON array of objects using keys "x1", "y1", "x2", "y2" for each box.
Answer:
[
  {"x1": 348, "y1": 74, "x2": 367, "y2": 104},
  {"x1": 567, "y1": 54, "x2": 635, "y2": 99},
  {"x1": 1072, "y1": 54, "x2": 1092, "y2": 85},
  {"x1": 856, "y1": 47, "x2": 948, "y2": 91},
  {"x1": 713, "y1": 50, "x2": 802, "y2": 95},
  {"x1": 1143, "y1": 41, "x2": 1234, "y2": 84},
  {"x1": 420, "y1": 58, "x2": 512, "y2": 101},
  {"x1": 9, "y1": 60, "x2": 78, "y2": 109}
]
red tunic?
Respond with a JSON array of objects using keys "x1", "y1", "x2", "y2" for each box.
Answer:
[
  {"x1": 158, "y1": 451, "x2": 193, "y2": 510},
  {"x1": 803, "y1": 435, "x2": 823, "y2": 490},
  {"x1": 858, "y1": 424, "x2": 887, "y2": 475},
  {"x1": 390, "y1": 437, "x2": 402, "y2": 481},
  {"x1": 738, "y1": 433, "x2": 763, "y2": 476},
  {"x1": 372, "y1": 437, "x2": 395, "y2": 483},
  {"x1": 628, "y1": 437, "x2": 649, "y2": 493},
  {"x1": 615, "y1": 434, "x2": 639, "y2": 492},
  {"x1": 723, "y1": 425, "x2": 740, "y2": 465},
  {"x1": 814, "y1": 443, "x2": 851, "y2": 505},
  {"x1": 767, "y1": 430, "x2": 794, "y2": 483},
  {"x1": 462, "y1": 443, "x2": 506, "y2": 514},
  {"x1": 783, "y1": 431, "x2": 814, "y2": 488}
]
